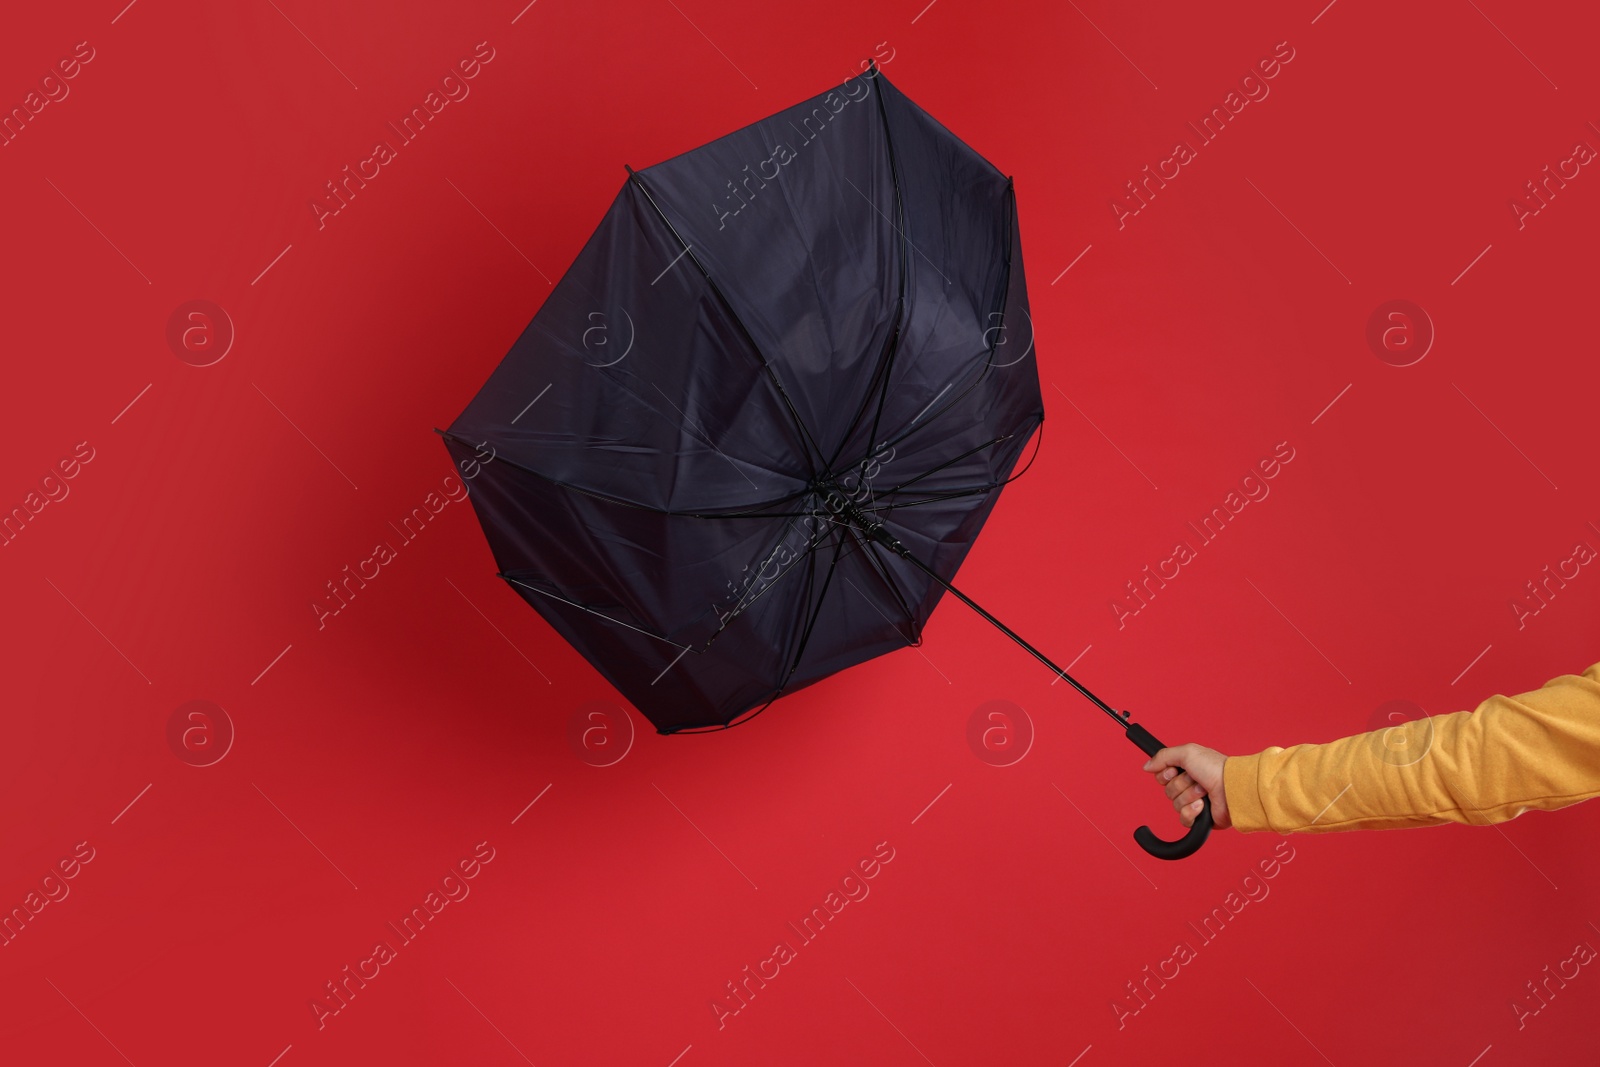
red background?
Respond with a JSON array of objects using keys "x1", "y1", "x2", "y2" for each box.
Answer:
[{"x1": 3, "y1": 1, "x2": 1597, "y2": 1064}]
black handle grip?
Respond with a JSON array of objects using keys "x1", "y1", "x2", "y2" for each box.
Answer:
[
  {"x1": 1124, "y1": 716, "x2": 1213, "y2": 861},
  {"x1": 1134, "y1": 795, "x2": 1213, "y2": 860}
]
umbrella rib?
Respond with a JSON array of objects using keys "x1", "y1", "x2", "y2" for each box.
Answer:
[
  {"x1": 871, "y1": 416, "x2": 1043, "y2": 503},
  {"x1": 872, "y1": 433, "x2": 1013, "y2": 496},
  {"x1": 500, "y1": 574, "x2": 690, "y2": 650},
  {"x1": 826, "y1": 68, "x2": 912, "y2": 473},
  {"x1": 776, "y1": 520, "x2": 837, "y2": 687},
  {"x1": 673, "y1": 523, "x2": 849, "y2": 733},
  {"x1": 874, "y1": 463, "x2": 1042, "y2": 512},
  {"x1": 624, "y1": 166, "x2": 828, "y2": 478},
  {"x1": 861, "y1": 72, "x2": 913, "y2": 463},
  {"x1": 507, "y1": 496, "x2": 861, "y2": 674},
  {"x1": 699, "y1": 503, "x2": 841, "y2": 646},
  {"x1": 823, "y1": 295, "x2": 905, "y2": 475},
  {"x1": 436, "y1": 428, "x2": 812, "y2": 519},
  {"x1": 663, "y1": 527, "x2": 845, "y2": 734},
  {"x1": 878, "y1": 488, "x2": 995, "y2": 510},
  {"x1": 839, "y1": 521, "x2": 920, "y2": 643},
  {"x1": 870, "y1": 180, "x2": 1021, "y2": 462}
]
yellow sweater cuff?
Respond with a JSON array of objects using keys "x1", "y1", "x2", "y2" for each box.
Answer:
[{"x1": 1223, "y1": 752, "x2": 1271, "y2": 833}]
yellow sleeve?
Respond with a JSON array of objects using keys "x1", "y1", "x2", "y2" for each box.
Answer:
[{"x1": 1223, "y1": 661, "x2": 1600, "y2": 834}]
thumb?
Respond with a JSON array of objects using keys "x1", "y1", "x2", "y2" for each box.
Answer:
[{"x1": 1141, "y1": 744, "x2": 1196, "y2": 775}]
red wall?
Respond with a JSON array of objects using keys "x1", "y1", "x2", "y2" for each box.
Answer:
[{"x1": 2, "y1": 1, "x2": 1596, "y2": 1064}]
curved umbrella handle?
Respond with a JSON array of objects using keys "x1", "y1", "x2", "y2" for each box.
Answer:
[
  {"x1": 1135, "y1": 794, "x2": 1213, "y2": 860},
  {"x1": 1123, "y1": 716, "x2": 1213, "y2": 861}
]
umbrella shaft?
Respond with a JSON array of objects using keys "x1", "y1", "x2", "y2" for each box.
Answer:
[{"x1": 841, "y1": 503, "x2": 1129, "y2": 731}]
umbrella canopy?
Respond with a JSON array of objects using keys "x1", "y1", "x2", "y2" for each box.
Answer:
[
  {"x1": 441, "y1": 66, "x2": 1041, "y2": 734},
  {"x1": 441, "y1": 64, "x2": 1216, "y2": 860}
]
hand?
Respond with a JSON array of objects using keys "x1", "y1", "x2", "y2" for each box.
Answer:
[{"x1": 1142, "y1": 744, "x2": 1232, "y2": 831}]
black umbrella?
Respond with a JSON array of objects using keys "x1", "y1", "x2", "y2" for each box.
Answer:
[{"x1": 439, "y1": 64, "x2": 1212, "y2": 859}]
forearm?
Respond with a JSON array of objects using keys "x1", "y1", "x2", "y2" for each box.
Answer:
[{"x1": 1224, "y1": 661, "x2": 1600, "y2": 834}]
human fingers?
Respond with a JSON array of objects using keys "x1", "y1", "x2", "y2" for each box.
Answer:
[
  {"x1": 1174, "y1": 797, "x2": 1205, "y2": 828},
  {"x1": 1163, "y1": 772, "x2": 1208, "y2": 811},
  {"x1": 1142, "y1": 744, "x2": 1201, "y2": 777}
]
